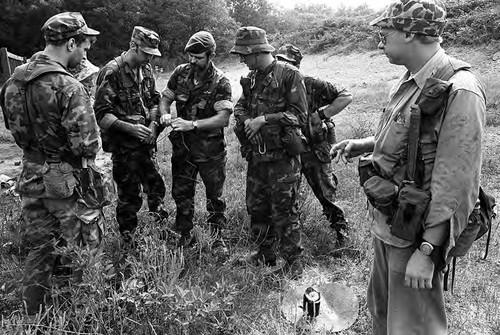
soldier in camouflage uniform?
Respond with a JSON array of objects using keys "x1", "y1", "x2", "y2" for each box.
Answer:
[
  {"x1": 231, "y1": 27, "x2": 308, "y2": 277},
  {"x1": 275, "y1": 44, "x2": 353, "y2": 245},
  {"x1": 0, "y1": 12, "x2": 101, "y2": 315},
  {"x1": 159, "y1": 31, "x2": 232, "y2": 250},
  {"x1": 332, "y1": 1, "x2": 486, "y2": 333},
  {"x1": 94, "y1": 26, "x2": 167, "y2": 245}
]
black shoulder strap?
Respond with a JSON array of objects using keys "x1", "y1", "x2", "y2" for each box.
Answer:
[{"x1": 406, "y1": 57, "x2": 471, "y2": 182}]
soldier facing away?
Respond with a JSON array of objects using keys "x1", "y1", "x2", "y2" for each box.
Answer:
[
  {"x1": 231, "y1": 27, "x2": 308, "y2": 277},
  {"x1": 159, "y1": 31, "x2": 232, "y2": 252},
  {"x1": 94, "y1": 26, "x2": 167, "y2": 246},
  {"x1": 331, "y1": 0, "x2": 486, "y2": 333},
  {"x1": 276, "y1": 44, "x2": 352, "y2": 245},
  {"x1": 0, "y1": 12, "x2": 102, "y2": 315}
]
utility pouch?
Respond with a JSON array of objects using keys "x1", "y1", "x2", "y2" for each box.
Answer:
[
  {"x1": 77, "y1": 162, "x2": 114, "y2": 209},
  {"x1": 313, "y1": 141, "x2": 332, "y2": 163},
  {"x1": 390, "y1": 181, "x2": 430, "y2": 241},
  {"x1": 282, "y1": 126, "x2": 307, "y2": 156},
  {"x1": 260, "y1": 123, "x2": 284, "y2": 151},
  {"x1": 363, "y1": 176, "x2": 398, "y2": 216},
  {"x1": 42, "y1": 162, "x2": 77, "y2": 199},
  {"x1": 325, "y1": 120, "x2": 336, "y2": 144},
  {"x1": 418, "y1": 78, "x2": 453, "y2": 117},
  {"x1": 307, "y1": 111, "x2": 324, "y2": 144},
  {"x1": 233, "y1": 121, "x2": 252, "y2": 159},
  {"x1": 358, "y1": 154, "x2": 377, "y2": 187}
]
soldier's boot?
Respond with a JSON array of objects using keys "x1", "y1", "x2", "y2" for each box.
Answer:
[
  {"x1": 177, "y1": 231, "x2": 196, "y2": 249},
  {"x1": 329, "y1": 212, "x2": 349, "y2": 247},
  {"x1": 148, "y1": 205, "x2": 170, "y2": 240},
  {"x1": 271, "y1": 256, "x2": 304, "y2": 280},
  {"x1": 209, "y1": 225, "x2": 229, "y2": 258},
  {"x1": 120, "y1": 230, "x2": 138, "y2": 250},
  {"x1": 239, "y1": 244, "x2": 277, "y2": 267}
]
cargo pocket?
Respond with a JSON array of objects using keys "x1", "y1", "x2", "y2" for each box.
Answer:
[{"x1": 42, "y1": 162, "x2": 77, "y2": 199}]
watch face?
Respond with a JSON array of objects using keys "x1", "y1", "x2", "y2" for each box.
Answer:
[{"x1": 420, "y1": 243, "x2": 433, "y2": 256}]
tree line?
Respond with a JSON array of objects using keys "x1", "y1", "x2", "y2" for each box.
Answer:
[{"x1": 1, "y1": 0, "x2": 499, "y2": 68}]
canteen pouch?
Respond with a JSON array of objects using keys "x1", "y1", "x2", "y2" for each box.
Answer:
[
  {"x1": 42, "y1": 162, "x2": 77, "y2": 199},
  {"x1": 362, "y1": 175, "x2": 398, "y2": 217},
  {"x1": 358, "y1": 154, "x2": 378, "y2": 187},
  {"x1": 282, "y1": 126, "x2": 307, "y2": 156},
  {"x1": 390, "y1": 182, "x2": 430, "y2": 241}
]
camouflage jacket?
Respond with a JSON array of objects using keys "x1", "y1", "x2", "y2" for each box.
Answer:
[
  {"x1": 0, "y1": 54, "x2": 100, "y2": 197},
  {"x1": 162, "y1": 62, "x2": 232, "y2": 162},
  {"x1": 234, "y1": 60, "x2": 307, "y2": 161},
  {"x1": 94, "y1": 53, "x2": 160, "y2": 151}
]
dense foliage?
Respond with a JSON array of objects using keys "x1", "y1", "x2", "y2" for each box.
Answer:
[{"x1": 1, "y1": 0, "x2": 499, "y2": 66}]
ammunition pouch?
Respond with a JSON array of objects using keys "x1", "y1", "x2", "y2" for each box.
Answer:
[
  {"x1": 307, "y1": 111, "x2": 325, "y2": 144},
  {"x1": 260, "y1": 123, "x2": 284, "y2": 151},
  {"x1": 325, "y1": 120, "x2": 336, "y2": 144},
  {"x1": 282, "y1": 126, "x2": 307, "y2": 156},
  {"x1": 234, "y1": 121, "x2": 252, "y2": 159},
  {"x1": 390, "y1": 181, "x2": 430, "y2": 241},
  {"x1": 77, "y1": 163, "x2": 114, "y2": 209},
  {"x1": 42, "y1": 162, "x2": 78, "y2": 199},
  {"x1": 363, "y1": 175, "x2": 398, "y2": 217},
  {"x1": 312, "y1": 141, "x2": 332, "y2": 163},
  {"x1": 358, "y1": 154, "x2": 378, "y2": 187}
]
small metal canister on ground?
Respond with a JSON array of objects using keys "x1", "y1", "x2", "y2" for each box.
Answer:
[{"x1": 303, "y1": 287, "x2": 321, "y2": 318}]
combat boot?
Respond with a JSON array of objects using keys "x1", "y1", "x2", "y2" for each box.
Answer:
[
  {"x1": 239, "y1": 247, "x2": 277, "y2": 267},
  {"x1": 272, "y1": 256, "x2": 303, "y2": 280},
  {"x1": 209, "y1": 226, "x2": 229, "y2": 258},
  {"x1": 177, "y1": 231, "x2": 196, "y2": 249},
  {"x1": 329, "y1": 213, "x2": 349, "y2": 247}
]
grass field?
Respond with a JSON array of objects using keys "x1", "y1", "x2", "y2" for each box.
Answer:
[{"x1": 0, "y1": 46, "x2": 499, "y2": 334}]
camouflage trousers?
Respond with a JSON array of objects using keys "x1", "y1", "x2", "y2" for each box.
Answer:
[
  {"x1": 300, "y1": 150, "x2": 345, "y2": 222},
  {"x1": 171, "y1": 154, "x2": 227, "y2": 234},
  {"x1": 21, "y1": 194, "x2": 103, "y2": 315},
  {"x1": 246, "y1": 155, "x2": 303, "y2": 262},
  {"x1": 112, "y1": 148, "x2": 166, "y2": 234}
]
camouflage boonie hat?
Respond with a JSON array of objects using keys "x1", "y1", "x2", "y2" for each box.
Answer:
[
  {"x1": 42, "y1": 12, "x2": 100, "y2": 42},
  {"x1": 131, "y1": 26, "x2": 161, "y2": 56},
  {"x1": 276, "y1": 44, "x2": 303, "y2": 66},
  {"x1": 370, "y1": 0, "x2": 447, "y2": 37},
  {"x1": 230, "y1": 26, "x2": 275, "y2": 55},
  {"x1": 185, "y1": 31, "x2": 216, "y2": 54}
]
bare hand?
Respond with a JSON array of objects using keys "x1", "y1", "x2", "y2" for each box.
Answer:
[
  {"x1": 160, "y1": 114, "x2": 172, "y2": 127},
  {"x1": 244, "y1": 116, "x2": 266, "y2": 139},
  {"x1": 171, "y1": 118, "x2": 195, "y2": 132},
  {"x1": 132, "y1": 124, "x2": 152, "y2": 141},
  {"x1": 330, "y1": 140, "x2": 354, "y2": 164},
  {"x1": 145, "y1": 122, "x2": 158, "y2": 145},
  {"x1": 404, "y1": 249, "x2": 435, "y2": 289},
  {"x1": 249, "y1": 132, "x2": 263, "y2": 146}
]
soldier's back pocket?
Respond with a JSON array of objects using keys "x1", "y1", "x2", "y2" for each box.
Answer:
[{"x1": 42, "y1": 162, "x2": 77, "y2": 199}]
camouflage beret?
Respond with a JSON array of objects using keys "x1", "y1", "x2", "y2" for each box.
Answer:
[
  {"x1": 42, "y1": 12, "x2": 100, "y2": 42},
  {"x1": 370, "y1": 0, "x2": 447, "y2": 37},
  {"x1": 131, "y1": 26, "x2": 161, "y2": 57},
  {"x1": 185, "y1": 31, "x2": 216, "y2": 54},
  {"x1": 230, "y1": 26, "x2": 275, "y2": 55},
  {"x1": 276, "y1": 44, "x2": 303, "y2": 66}
]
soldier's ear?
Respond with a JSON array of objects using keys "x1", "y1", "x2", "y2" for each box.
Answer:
[{"x1": 67, "y1": 38, "x2": 77, "y2": 52}]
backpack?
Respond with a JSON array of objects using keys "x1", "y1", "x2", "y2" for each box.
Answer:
[
  {"x1": 445, "y1": 186, "x2": 496, "y2": 292},
  {"x1": 0, "y1": 60, "x2": 70, "y2": 150}
]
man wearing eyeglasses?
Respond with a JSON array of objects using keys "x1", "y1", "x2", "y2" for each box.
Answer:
[
  {"x1": 331, "y1": 0, "x2": 485, "y2": 333},
  {"x1": 94, "y1": 26, "x2": 167, "y2": 248}
]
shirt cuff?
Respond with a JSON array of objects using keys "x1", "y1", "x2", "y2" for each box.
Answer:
[
  {"x1": 161, "y1": 87, "x2": 176, "y2": 100},
  {"x1": 214, "y1": 100, "x2": 234, "y2": 113},
  {"x1": 99, "y1": 113, "x2": 119, "y2": 130},
  {"x1": 264, "y1": 112, "x2": 284, "y2": 124}
]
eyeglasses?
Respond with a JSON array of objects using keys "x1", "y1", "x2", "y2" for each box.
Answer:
[{"x1": 378, "y1": 30, "x2": 397, "y2": 44}]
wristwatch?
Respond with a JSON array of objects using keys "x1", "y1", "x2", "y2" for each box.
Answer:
[
  {"x1": 419, "y1": 241, "x2": 435, "y2": 256},
  {"x1": 192, "y1": 120, "x2": 198, "y2": 130}
]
